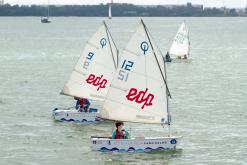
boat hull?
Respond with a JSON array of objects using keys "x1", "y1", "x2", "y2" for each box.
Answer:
[
  {"x1": 171, "y1": 58, "x2": 192, "y2": 63},
  {"x1": 52, "y1": 108, "x2": 102, "y2": 123},
  {"x1": 91, "y1": 136, "x2": 180, "y2": 152},
  {"x1": 41, "y1": 17, "x2": 51, "y2": 23}
]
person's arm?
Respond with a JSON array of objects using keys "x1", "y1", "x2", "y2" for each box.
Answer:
[
  {"x1": 126, "y1": 131, "x2": 129, "y2": 139},
  {"x1": 124, "y1": 130, "x2": 129, "y2": 139},
  {"x1": 86, "y1": 99, "x2": 90, "y2": 107}
]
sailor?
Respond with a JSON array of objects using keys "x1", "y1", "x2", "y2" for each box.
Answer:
[
  {"x1": 165, "y1": 51, "x2": 172, "y2": 62},
  {"x1": 75, "y1": 97, "x2": 90, "y2": 112},
  {"x1": 112, "y1": 121, "x2": 129, "y2": 139}
]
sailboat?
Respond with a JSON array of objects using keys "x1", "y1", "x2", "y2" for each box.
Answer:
[
  {"x1": 53, "y1": 21, "x2": 119, "y2": 122},
  {"x1": 41, "y1": 0, "x2": 51, "y2": 23},
  {"x1": 169, "y1": 21, "x2": 191, "y2": 62},
  {"x1": 108, "y1": 0, "x2": 112, "y2": 19},
  {"x1": 91, "y1": 20, "x2": 180, "y2": 152}
]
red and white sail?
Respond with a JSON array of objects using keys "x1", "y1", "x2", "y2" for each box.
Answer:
[
  {"x1": 61, "y1": 22, "x2": 118, "y2": 101},
  {"x1": 101, "y1": 20, "x2": 170, "y2": 124}
]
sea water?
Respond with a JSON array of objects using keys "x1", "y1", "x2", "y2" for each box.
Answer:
[{"x1": 0, "y1": 17, "x2": 247, "y2": 164}]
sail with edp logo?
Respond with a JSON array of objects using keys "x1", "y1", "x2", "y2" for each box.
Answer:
[
  {"x1": 101, "y1": 20, "x2": 170, "y2": 124},
  {"x1": 52, "y1": 21, "x2": 119, "y2": 123},
  {"x1": 61, "y1": 21, "x2": 118, "y2": 101},
  {"x1": 91, "y1": 20, "x2": 181, "y2": 152}
]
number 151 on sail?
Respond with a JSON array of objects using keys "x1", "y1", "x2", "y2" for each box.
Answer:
[{"x1": 118, "y1": 60, "x2": 134, "y2": 82}]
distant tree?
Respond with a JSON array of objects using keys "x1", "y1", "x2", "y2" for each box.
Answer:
[
  {"x1": 203, "y1": 7, "x2": 224, "y2": 16},
  {"x1": 0, "y1": 3, "x2": 238, "y2": 17},
  {"x1": 228, "y1": 9, "x2": 238, "y2": 16}
]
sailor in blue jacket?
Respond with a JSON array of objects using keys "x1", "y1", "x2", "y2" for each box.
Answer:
[
  {"x1": 112, "y1": 121, "x2": 129, "y2": 139},
  {"x1": 75, "y1": 97, "x2": 90, "y2": 112}
]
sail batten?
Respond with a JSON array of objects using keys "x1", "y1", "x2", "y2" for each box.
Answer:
[
  {"x1": 101, "y1": 20, "x2": 170, "y2": 124},
  {"x1": 61, "y1": 22, "x2": 118, "y2": 101}
]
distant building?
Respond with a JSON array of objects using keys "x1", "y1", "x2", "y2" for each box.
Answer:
[
  {"x1": 152, "y1": 2, "x2": 203, "y2": 9},
  {"x1": 0, "y1": 0, "x2": 4, "y2": 5}
]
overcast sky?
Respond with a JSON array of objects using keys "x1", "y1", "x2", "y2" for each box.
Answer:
[{"x1": 3, "y1": 0, "x2": 247, "y2": 8}]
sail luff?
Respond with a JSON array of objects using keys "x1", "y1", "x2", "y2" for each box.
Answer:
[
  {"x1": 141, "y1": 20, "x2": 172, "y2": 126},
  {"x1": 187, "y1": 23, "x2": 190, "y2": 57},
  {"x1": 105, "y1": 22, "x2": 119, "y2": 65},
  {"x1": 141, "y1": 20, "x2": 171, "y2": 98},
  {"x1": 103, "y1": 21, "x2": 117, "y2": 69}
]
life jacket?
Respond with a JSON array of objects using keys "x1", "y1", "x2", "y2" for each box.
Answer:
[
  {"x1": 79, "y1": 99, "x2": 88, "y2": 107},
  {"x1": 115, "y1": 129, "x2": 126, "y2": 139}
]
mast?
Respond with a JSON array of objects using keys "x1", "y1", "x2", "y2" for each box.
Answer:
[
  {"x1": 141, "y1": 19, "x2": 171, "y2": 98},
  {"x1": 108, "y1": 0, "x2": 112, "y2": 19},
  {"x1": 187, "y1": 23, "x2": 190, "y2": 57},
  {"x1": 47, "y1": 0, "x2": 50, "y2": 18},
  {"x1": 103, "y1": 21, "x2": 118, "y2": 69},
  {"x1": 141, "y1": 19, "x2": 172, "y2": 133}
]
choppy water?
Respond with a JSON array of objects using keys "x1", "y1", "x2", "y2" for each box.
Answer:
[{"x1": 0, "y1": 17, "x2": 247, "y2": 164}]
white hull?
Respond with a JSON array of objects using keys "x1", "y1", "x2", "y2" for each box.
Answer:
[
  {"x1": 91, "y1": 136, "x2": 180, "y2": 152},
  {"x1": 171, "y1": 57, "x2": 192, "y2": 63},
  {"x1": 52, "y1": 108, "x2": 102, "y2": 123},
  {"x1": 41, "y1": 17, "x2": 51, "y2": 23}
]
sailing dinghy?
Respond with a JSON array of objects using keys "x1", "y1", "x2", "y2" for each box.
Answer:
[
  {"x1": 41, "y1": 0, "x2": 51, "y2": 23},
  {"x1": 169, "y1": 21, "x2": 191, "y2": 62},
  {"x1": 91, "y1": 20, "x2": 180, "y2": 152},
  {"x1": 53, "y1": 21, "x2": 118, "y2": 123}
]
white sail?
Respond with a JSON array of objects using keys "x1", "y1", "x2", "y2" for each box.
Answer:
[
  {"x1": 108, "y1": 0, "x2": 112, "y2": 19},
  {"x1": 169, "y1": 22, "x2": 190, "y2": 57},
  {"x1": 101, "y1": 20, "x2": 170, "y2": 124},
  {"x1": 61, "y1": 22, "x2": 118, "y2": 101}
]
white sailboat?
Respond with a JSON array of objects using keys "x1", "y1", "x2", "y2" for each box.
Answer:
[
  {"x1": 41, "y1": 0, "x2": 51, "y2": 23},
  {"x1": 169, "y1": 21, "x2": 191, "y2": 62},
  {"x1": 108, "y1": 0, "x2": 112, "y2": 19},
  {"x1": 91, "y1": 20, "x2": 180, "y2": 152},
  {"x1": 53, "y1": 21, "x2": 119, "y2": 122}
]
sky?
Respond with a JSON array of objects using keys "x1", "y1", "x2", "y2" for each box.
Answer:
[{"x1": 3, "y1": 0, "x2": 247, "y2": 8}]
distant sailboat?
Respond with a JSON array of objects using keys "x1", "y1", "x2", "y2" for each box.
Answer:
[
  {"x1": 108, "y1": 0, "x2": 112, "y2": 19},
  {"x1": 53, "y1": 21, "x2": 119, "y2": 122},
  {"x1": 169, "y1": 21, "x2": 191, "y2": 62},
  {"x1": 41, "y1": 0, "x2": 51, "y2": 23},
  {"x1": 91, "y1": 20, "x2": 180, "y2": 152}
]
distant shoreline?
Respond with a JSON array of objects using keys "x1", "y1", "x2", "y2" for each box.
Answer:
[{"x1": 0, "y1": 3, "x2": 246, "y2": 17}]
